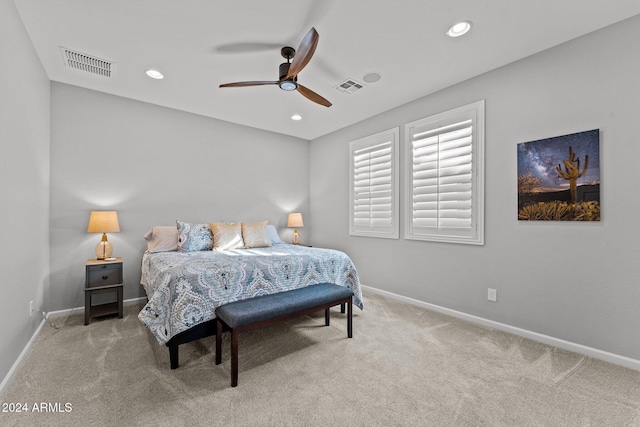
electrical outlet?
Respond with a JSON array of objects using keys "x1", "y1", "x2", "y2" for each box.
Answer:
[
  {"x1": 29, "y1": 300, "x2": 34, "y2": 316},
  {"x1": 487, "y1": 288, "x2": 497, "y2": 302}
]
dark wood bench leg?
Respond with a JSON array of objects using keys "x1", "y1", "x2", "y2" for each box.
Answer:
[
  {"x1": 84, "y1": 290, "x2": 91, "y2": 325},
  {"x1": 117, "y1": 286, "x2": 124, "y2": 319},
  {"x1": 231, "y1": 329, "x2": 239, "y2": 387},
  {"x1": 215, "y1": 319, "x2": 222, "y2": 365},
  {"x1": 347, "y1": 297, "x2": 353, "y2": 338},
  {"x1": 169, "y1": 343, "x2": 179, "y2": 369},
  {"x1": 325, "y1": 307, "x2": 330, "y2": 326}
]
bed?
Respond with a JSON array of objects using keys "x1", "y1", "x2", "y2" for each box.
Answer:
[{"x1": 138, "y1": 222, "x2": 363, "y2": 366}]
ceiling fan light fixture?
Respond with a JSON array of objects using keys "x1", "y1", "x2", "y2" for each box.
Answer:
[
  {"x1": 446, "y1": 21, "x2": 472, "y2": 38},
  {"x1": 279, "y1": 80, "x2": 298, "y2": 91}
]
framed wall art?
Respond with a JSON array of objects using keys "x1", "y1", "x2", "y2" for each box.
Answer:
[{"x1": 517, "y1": 129, "x2": 600, "y2": 221}]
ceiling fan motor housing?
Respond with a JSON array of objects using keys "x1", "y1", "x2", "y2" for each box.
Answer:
[
  {"x1": 279, "y1": 62, "x2": 292, "y2": 80},
  {"x1": 278, "y1": 62, "x2": 298, "y2": 91}
]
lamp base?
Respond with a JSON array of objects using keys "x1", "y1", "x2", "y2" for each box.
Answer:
[
  {"x1": 292, "y1": 228, "x2": 300, "y2": 245},
  {"x1": 95, "y1": 233, "x2": 113, "y2": 260}
]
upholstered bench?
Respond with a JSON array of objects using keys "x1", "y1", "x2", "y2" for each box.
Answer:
[{"x1": 215, "y1": 282, "x2": 354, "y2": 387}]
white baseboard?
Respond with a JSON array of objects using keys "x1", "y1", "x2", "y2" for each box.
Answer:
[
  {"x1": 362, "y1": 285, "x2": 640, "y2": 372},
  {"x1": 46, "y1": 296, "x2": 147, "y2": 319},
  {"x1": 0, "y1": 318, "x2": 46, "y2": 397}
]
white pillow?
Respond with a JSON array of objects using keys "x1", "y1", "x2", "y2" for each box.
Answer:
[
  {"x1": 144, "y1": 226, "x2": 179, "y2": 253},
  {"x1": 267, "y1": 224, "x2": 284, "y2": 244}
]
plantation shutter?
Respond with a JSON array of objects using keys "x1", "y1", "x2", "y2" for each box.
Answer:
[
  {"x1": 349, "y1": 128, "x2": 399, "y2": 239},
  {"x1": 405, "y1": 101, "x2": 484, "y2": 244}
]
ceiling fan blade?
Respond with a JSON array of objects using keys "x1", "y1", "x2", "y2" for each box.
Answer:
[
  {"x1": 285, "y1": 27, "x2": 319, "y2": 79},
  {"x1": 219, "y1": 81, "x2": 279, "y2": 88},
  {"x1": 297, "y1": 84, "x2": 332, "y2": 107}
]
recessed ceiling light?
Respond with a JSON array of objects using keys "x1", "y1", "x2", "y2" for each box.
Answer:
[
  {"x1": 446, "y1": 21, "x2": 472, "y2": 38},
  {"x1": 145, "y1": 69, "x2": 164, "y2": 79},
  {"x1": 291, "y1": 114, "x2": 303, "y2": 121}
]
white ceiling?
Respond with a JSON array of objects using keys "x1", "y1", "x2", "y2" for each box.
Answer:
[{"x1": 14, "y1": 0, "x2": 640, "y2": 140}]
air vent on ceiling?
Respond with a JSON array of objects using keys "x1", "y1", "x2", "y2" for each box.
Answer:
[
  {"x1": 60, "y1": 47, "x2": 113, "y2": 77},
  {"x1": 335, "y1": 78, "x2": 364, "y2": 94}
]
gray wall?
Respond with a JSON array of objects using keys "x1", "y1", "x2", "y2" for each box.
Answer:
[
  {"x1": 49, "y1": 83, "x2": 309, "y2": 311},
  {"x1": 310, "y1": 15, "x2": 640, "y2": 361},
  {"x1": 0, "y1": 0, "x2": 50, "y2": 383}
]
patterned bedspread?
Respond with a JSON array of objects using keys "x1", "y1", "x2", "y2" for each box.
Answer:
[{"x1": 138, "y1": 244, "x2": 363, "y2": 344}]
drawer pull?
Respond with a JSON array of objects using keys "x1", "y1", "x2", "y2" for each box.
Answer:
[{"x1": 102, "y1": 276, "x2": 109, "y2": 280}]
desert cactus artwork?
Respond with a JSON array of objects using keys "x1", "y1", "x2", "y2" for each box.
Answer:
[
  {"x1": 556, "y1": 146, "x2": 588, "y2": 203},
  {"x1": 518, "y1": 129, "x2": 599, "y2": 221}
]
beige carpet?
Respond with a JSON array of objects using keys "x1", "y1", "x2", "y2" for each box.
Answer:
[{"x1": 2, "y1": 291, "x2": 639, "y2": 427}]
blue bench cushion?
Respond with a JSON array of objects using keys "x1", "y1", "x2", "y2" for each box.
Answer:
[{"x1": 216, "y1": 283, "x2": 353, "y2": 328}]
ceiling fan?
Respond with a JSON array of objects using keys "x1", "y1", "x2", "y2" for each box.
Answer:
[{"x1": 219, "y1": 27, "x2": 332, "y2": 107}]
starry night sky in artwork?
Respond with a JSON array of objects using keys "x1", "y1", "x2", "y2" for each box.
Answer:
[{"x1": 517, "y1": 129, "x2": 600, "y2": 192}]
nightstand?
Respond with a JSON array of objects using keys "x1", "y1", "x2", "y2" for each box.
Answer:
[{"x1": 84, "y1": 257, "x2": 124, "y2": 325}]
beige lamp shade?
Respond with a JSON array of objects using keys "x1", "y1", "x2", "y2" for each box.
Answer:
[
  {"x1": 87, "y1": 211, "x2": 120, "y2": 233},
  {"x1": 287, "y1": 213, "x2": 304, "y2": 228},
  {"x1": 287, "y1": 213, "x2": 303, "y2": 244},
  {"x1": 87, "y1": 211, "x2": 120, "y2": 259}
]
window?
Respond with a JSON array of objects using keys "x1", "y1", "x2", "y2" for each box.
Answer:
[
  {"x1": 349, "y1": 128, "x2": 399, "y2": 239},
  {"x1": 404, "y1": 101, "x2": 485, "y2": 245}
]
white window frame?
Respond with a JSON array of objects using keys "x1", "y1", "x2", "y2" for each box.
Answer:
[
  {"x1": 404, "y1": 100, "x2": 485, "y2": 245},
  {"x1": 349, "y1": 127, "x2": 399, "y2": 239}
]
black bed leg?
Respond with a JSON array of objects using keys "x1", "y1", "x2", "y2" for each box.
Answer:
[
  {"x1": 169, "y1": 344, "x2": 179, "y2": 369},
  {"x1": 340, "y1": 303, "x2": 346, "y2": 313}
]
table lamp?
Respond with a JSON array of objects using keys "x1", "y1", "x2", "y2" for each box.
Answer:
[
  {"x1": 287, "y1": 212, "x2": 304, "y2": 245},
  {"x1": 87, "y1": 210, "x2": 120, "y2": 260}
]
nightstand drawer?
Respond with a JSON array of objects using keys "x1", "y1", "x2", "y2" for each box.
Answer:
[{"x1": 86, "y1": 264, "x2": 123, "y2": 287}]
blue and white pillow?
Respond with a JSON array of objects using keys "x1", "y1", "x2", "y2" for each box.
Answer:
[{"x1": 176, "y1": 221, "x2": 213, "y2": 252}]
